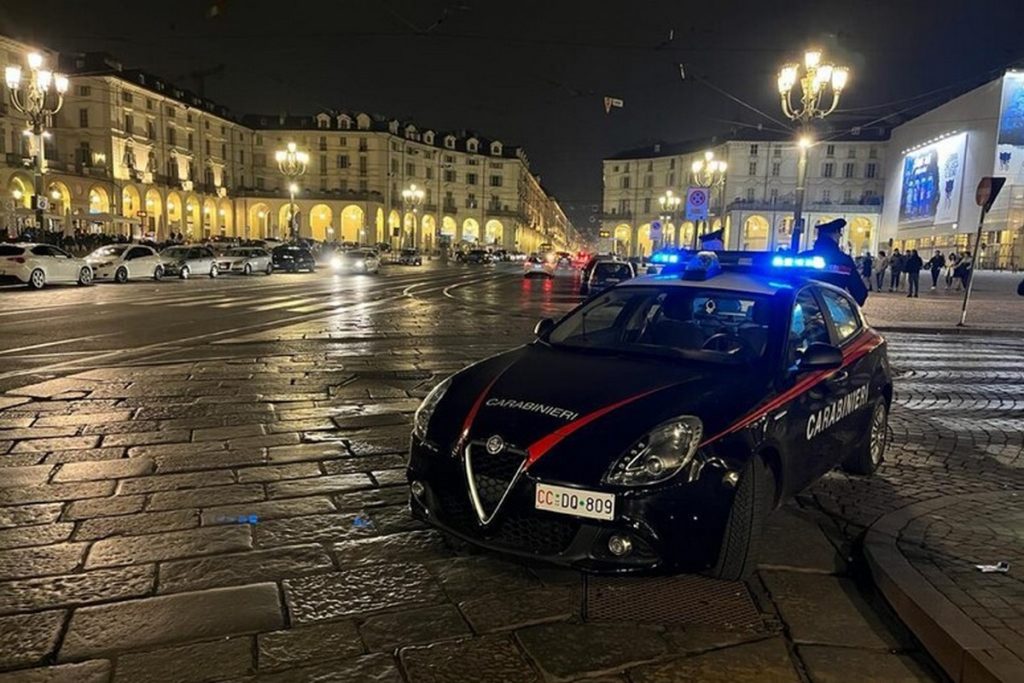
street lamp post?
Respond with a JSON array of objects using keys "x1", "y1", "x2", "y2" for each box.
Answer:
[
  {"x1": 274, "y1": 142, "x2": 308, "y2": 240},
  {"x1": 401, "y1": 183, "x2": 425, "y2": 250},
  {"x1": 778, "y1": 49, "x2": 849, "y2": 251},
  {"x1": 5, "y1": 53, "x2": 69, "y2": 233},
  {"x1": 690, "y1": 151, "x2": 727, "y2": 249},
  {"x1": 657, "y1": 189, "x2": 681, "y2": 251}
]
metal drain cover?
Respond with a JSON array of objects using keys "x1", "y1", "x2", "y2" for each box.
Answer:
[{"x1": 584, "y1": 574, "x2": 764, "y2": 630}]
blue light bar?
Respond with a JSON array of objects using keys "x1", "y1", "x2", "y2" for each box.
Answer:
[{"x1": 771, "y1": 255, "x2": 825, "y2": 270}]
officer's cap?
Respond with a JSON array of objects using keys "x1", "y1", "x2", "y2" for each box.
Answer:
[
  {"x1": 699, "y1": 229, "x2": 724, "y2": 241},
  {"x1": 816, "y1": 218, "x2": 847, "y2": 235}
]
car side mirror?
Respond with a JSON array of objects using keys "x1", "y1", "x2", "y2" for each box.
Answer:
[
  {"x1": 797, "y1": 342, "x2": 843, "y2": 372},
  {"x1": 534, "y1": 318, "x2": 555, "y2": 339}
]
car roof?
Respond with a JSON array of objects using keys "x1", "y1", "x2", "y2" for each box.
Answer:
[{"x1": 628, "y1": 270, "x2": 797, "y2": 296}]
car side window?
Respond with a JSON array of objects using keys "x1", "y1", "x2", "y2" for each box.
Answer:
[
  {"x1": 819, "y1": 288, "x2": 862, "y2": 343},
  {"x1": 788, "y1": 289, "x2": 830, "y2": 365},
  {"x1": 126, "y1": 247, "x2": 147, "y2": 260},
  {"x1": 31, "y1": 245, "x2": 54, "y2": 257}
]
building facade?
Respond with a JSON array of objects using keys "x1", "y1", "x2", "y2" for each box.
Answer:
[
  {"x1": 880, "y1": 70, "x2": 1024, "y2": 269},
  {"x1": 601, "y1": 131, "x2": 888, "y2": 257},
  {"x1": 0, "y1": 36, "x2": 579, "y2": 253}
]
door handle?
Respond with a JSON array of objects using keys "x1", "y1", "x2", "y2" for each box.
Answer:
[{"x1": 829, "y1": 370, "x2": 849, "y2": 383}]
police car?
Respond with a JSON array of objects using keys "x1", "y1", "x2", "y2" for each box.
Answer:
[{"x1": 407, "y1": 251, "x2": 891, "y2": 579}]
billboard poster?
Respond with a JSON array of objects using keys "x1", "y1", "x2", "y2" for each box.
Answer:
[
  {"x1": 996, "y1": 71, "x2": 1024, "y2": 184},
  {"x1": 898, "y1": 132, "x2": 966, "y2": 226}
]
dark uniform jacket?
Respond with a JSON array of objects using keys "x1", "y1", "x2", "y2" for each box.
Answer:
[{"x1": 800, "y1": 238, "x2": 868, "y2": 306}]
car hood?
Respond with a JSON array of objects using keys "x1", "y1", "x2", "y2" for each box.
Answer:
[{"x1": 431, "y1": 343, "x2": 767, "y2": 485}]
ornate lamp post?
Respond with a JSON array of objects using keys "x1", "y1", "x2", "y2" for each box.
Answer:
[
  {"x1": 401, "y1": 183, "x2": 425, "y2": 249},
  {"x1": 689, "y1": 151, "x2": 727, "y2": 249},
  {"x1": 274, "y1": 142, "x2": 308, "y2": 240},
  {"x1": 778, "y1": 49, "x2": 849, "y2": 250},
  {"x1": 5, "y1": 52, "x2": 68, "y2": 232},
  {"x1": 657, "y1": 189, "x2": 681, "y2": 251}
]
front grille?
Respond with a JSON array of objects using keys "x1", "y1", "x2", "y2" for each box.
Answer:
[
  {"x1": 467, "y1": 443, "x2": 524, "y2": 515},
  {"x1": 432, "y1": 479, "x2": 579, "y2": 556}
]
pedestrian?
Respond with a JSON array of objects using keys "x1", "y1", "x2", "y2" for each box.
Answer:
[
  {"x1": 905, "y1": 249, "x2": 923, "y2": 297},
  {"x1": 875, "y1": 250, "x2": 889, "y2": 291},
  {"x1": 798, "y1": 218, "x2": 868, "y2": 304},
  {"x1": 860, "y1": 250, "x2": 874, "y2": 291},
  {"x1": 957, "y1": 251, "x2": 974, "y2": 291},
  {"x1": 945, "y1": 252, "x2": 959, "y2": 289},
  {"x1": 889, "y1": 248, "x2": 904, "y2": 292},
  {"x1": 926, "y1": 250, "x2": 945, "y2": 289}
]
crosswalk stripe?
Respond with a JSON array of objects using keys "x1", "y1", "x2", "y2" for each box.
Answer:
[{"x1": 250, "y1": 297, "x2": 321, "y2": 312}]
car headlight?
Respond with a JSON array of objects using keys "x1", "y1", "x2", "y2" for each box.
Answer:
[
  {"x1": 330, "y1": 256, "x2": 342, "y2": 269},
  {"x1": 603, "y1": 416, "x2": 703, "y2": 486},
  {"x1": 413, "y1": 377, "x2": 452, "y2": 441}
]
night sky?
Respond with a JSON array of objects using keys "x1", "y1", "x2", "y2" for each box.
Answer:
[{"x1": 2, "y1": 0, "x2": 1022, "y2": 231}]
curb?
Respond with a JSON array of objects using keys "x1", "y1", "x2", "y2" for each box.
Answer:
[
  {"x1": 872, "y1": 325, "x2": 1024, "y2": 338},
  {"x1": 863, "y1": 493, "x2": 1024, "y2": 683}
]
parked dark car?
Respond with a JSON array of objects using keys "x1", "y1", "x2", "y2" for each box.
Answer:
[{"x1": 272, "y1": 245, "x2": 316, "y2": 273}]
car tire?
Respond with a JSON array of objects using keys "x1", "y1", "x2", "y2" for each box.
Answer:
[
  {"x1": 179, "y1": 266, "x2": 190, "y2": 280},
  {"x1": 153, "y1": 266, "x2": 164, "y2": 281},
  {"x1": 842, "y1": 399, "x2": 888, "y2": 476},
  {"x1": 243, "y1": 263, "x2": 252, "y2": 275},
  {"x1": 265, "y1": 264, "x2": 273, "y2": 276},
  {"x1": 209, "y1": 265, "x2": 218, "y2": 278},
  {"x1": 709, "y1": 456, "x2": 775, "y2": 581},
  {"x1": 77, "y1": 267, "x2": 93, "y2": 286},
  {"x1": 27, "y1": 268, "x2": 45, "y2": 290},
  {"x1": 114, "y1": 267, "x2": 129, "y2": 284}
]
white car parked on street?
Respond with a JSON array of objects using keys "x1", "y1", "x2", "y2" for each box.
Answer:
[
  {"x1": 86, "y1": 244, "x2": 165, "y2": 283},
  {"x1": 0, "y1": 243, "x2": 93, "y2": 289},
  {"x1": 216, "y1": 247, "x2": 273, "y2": 275}
]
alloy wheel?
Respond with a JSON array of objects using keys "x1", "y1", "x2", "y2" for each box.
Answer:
[
  {"x1": 869, "y1": 402, "x2": 888, "y2": 466},
  {"x1": 29, "y1": 269, "x2": 45, "y2": 289}
]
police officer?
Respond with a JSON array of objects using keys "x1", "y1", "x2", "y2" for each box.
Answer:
[
  {"x1": 800, "y1": 218, "x2": 868, "y2": 305},
  {"x1": 698, "y1": 229, "x2": 725, "y2": 251}
]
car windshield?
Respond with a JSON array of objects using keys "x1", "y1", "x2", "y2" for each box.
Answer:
[
  {"x1": 227, "y1": 249, "x2": 255, "y2": 256},
  {"x1": 91, "y1": 245, "x2": 127, "y2": 257},
  {"x1": 593, "y1": 262, "x2": 632, "y2": 280},
  {"x1": 161, "y1": 247, "x2": 189, "y2": 258},
  {"x1": 548, "y1": 286, "x2": 773, "y2": 363}
]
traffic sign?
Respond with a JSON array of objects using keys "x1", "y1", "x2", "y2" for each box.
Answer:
[
  {"x1": 975, "y1": 176, "x2": 1006, "y2": 212},
  {"x1": 685, "y1": 187, "x2": 709, "y2": 221},
  {"x1": 649, "y1": 221, "x2": 663, "y2": 241}
]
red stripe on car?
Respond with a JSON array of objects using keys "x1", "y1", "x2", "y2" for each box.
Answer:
[{"x1": 700, "y1": 329, "x2": 884, "y2": 446}]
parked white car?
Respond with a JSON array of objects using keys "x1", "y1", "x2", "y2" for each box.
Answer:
[
  {"x1": 216, "y1": 247, "x2": 273, "y2": 275},
  {"x1": 159, "y1": 245, "x2": 219, "y2": 279},
  {"x1": 0, "y1": 243, "x2": 93, "y2": 289},
  {"x1": 86, "y1": 244, "x2": 165, "y2": 283}
]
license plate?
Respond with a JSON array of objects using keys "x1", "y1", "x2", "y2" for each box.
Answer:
[{"x1": 535, "y1": 482, "x2": 615, "y2": 521}]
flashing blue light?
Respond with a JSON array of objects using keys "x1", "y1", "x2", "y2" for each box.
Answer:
[
  {"x1": 668, "y1": 254, "x2": 679, "y2": 264},
  {"x1": 771, "y1": 254, "x2": 826, "y2": 270}
]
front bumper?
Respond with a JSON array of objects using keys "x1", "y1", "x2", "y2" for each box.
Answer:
[{"x1": 407, "y1": 436, "x2": 736, "y2": 573}]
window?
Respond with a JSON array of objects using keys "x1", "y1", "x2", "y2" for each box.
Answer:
[
  {"x1": 620, "y1": 176, "x2": 630, "y2": 189},
  {"x1": 843, "y1": 189, "x2": 853, "y2": 202},
  {"x1": 646, "y1": 161, "x2": 653, "y2": 171},
  {"x1": 79, "y1": 108, "x2": 89, "y2": 127},
  {"x1": 847, "y1": 149, "x2": 856, "y2": 159},
  {"x1": 749, "y1": 144, "x2": 759, "y2": 156},
  {"x1": 771, "y1": 162, "x2": 780, "y2": 177},
  {"x1": 390, "y1": 159, "x2": 398, "y2": 174},
  {"x1": 320, "y1": 155, "x2": 327, "y2": 174},
  {"x1": 220, "y1": 143, "x2": 226, "y2": 158},
  {"x1": 669, "y1": 159, "x2": 675, "y2": 169},
  {"x1": 338, "y1": 179, "x2": 348, "y2": 192},
  {"x1": 617, "y1": 198, "x2": 630, "y2": 214},
  {"x1": 167, "y1": 128, "x2": 176, "y2": 146},
  {"x1": 819, "y1": 288, "x2": 862, "y2": 342},
  {"x1": 868, "y1": 146, "x2": 878, "y2": 159},
  {"x1": 466, "y1": 158, "x2": 479, "y2": 166},
  {"x1": 239, "y1": 150, "x2": 244, "y2": 164},
  {"x1": 256, "y1": 177, "x2": 264, "y2": 189},
  {"x1": 489, "y1": 175, "x2": 503, "y2": 187},
  {"x1": 865, "y1": 163, "x2": 877, "y2": 179},
  {"x1": 773, "y1": 147, "x2": 782, "y2": 158},
  {"x1": 406, "y1": 162, "x2": 415, "y2": 177},
  {"x1": 643, "y1": 198, "x2": 651, "y2": 213},
  {"x1": 187, "y1": 113, "x2": 192, "y2": 123},
  {"x1": 748, "y1": 162, "x2": 757, "y2": 175},
  {"x1": 203, "y1": 120, "x2": 209, "y2": 130},
  {"x1": 147, "y1": 98, "x2": 153, "y2": 110},
  {"x1": 425, "y1": 167, "x2": 434, "y2": 180},
  {"x1": 745, "y1": 188, "x2": 755, "y2": 201},
  {"x1": 444, "y1": 169, "x2": 456, "y2": 183},
  {"x1": 255, "y1": 135, "x2": 263, "y2": 145},
  {"x1": 339, "y1": 137, "x2": 347, "y2": 147},
  {"x1": 843, "y1": 162, "x2": 855, "y2": 178},
  {"x1": 147, "y1": 120, "x2": 155, "y2": 139},
  {"x1": 825, "y1": 144, "x2": 835, "y2": 157},
  {"x1": 788, "y1": 289, "x2": 830, "y2": 365},
  {"x1": 358, "y1": 138, "x2": 368, "y2": 151},
  {"x1": 466, "y1": 172, "x2": 478, "y2": 185},
  {"x1": 337, "y1": 154, "x2": 349, "y2": 169},
  {"x1": 359, "y1": 179, "x2": 368, "y2": 192},
  {"x1": 821, "y1": 189, "x2": 831, "y2": 202},
  {"x1": 613, "y1": 165, "x2": 620, "y2": 173},
  {"x1": 205, "y1": 139, "x2": 211, "y2": 155},
  {"x1": 769, "y1": 188, "x2": 779, "y2": 202},
  {"x1": 166, "y1": 106, "x2": 175, "y2": 118},
  {"x1": 643, "y1": 175, "x2": 653, "y2": 188},
  {"x1": 125, "y1": 114, "x2": 134, "y2": 135},
  {"x1": 822, "y1": 162, "x2": 834, "y2": 178},
  {"x1": 254, "y1": 153, "x2": 265, "y2": 167},
  {"x1": 122, "y1": 91, "x2": 133, "y2": 104},
  {"x1": 319, "y1": 136, "x2": 327, "y2": 150},
  {"x1": 78, "y1": 85, "x2": 91, "y2": 96},
  {"x1": 359, "y1": 156, "x2": 368, "y2": 176},
  {"x1": 320, "y1": 178, "x2": 327, "y2": 191},
  {"x1": 187, "y1": 132, "x2": 193, "y2": 150},
  {"x1": 466, "y1": 193, "x2": 477, "y2": 208}
]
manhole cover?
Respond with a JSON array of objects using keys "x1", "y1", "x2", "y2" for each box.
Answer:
[{"x1": 584, "y1": 574, "x2": 763, "y2": 630}]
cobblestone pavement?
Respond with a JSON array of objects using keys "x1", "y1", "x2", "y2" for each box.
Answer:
[{"x1": 2, "y1": 265, "x2": 1008, "y2": 682}]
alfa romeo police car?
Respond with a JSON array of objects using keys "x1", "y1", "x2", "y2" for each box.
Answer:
[{"x1": 407, "y1": 251, "x2": 892, "y2": 579}]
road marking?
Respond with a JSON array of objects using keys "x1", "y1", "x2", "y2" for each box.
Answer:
[{"x1": 0, "y1": 334, "x2": 113, "y2": 357}]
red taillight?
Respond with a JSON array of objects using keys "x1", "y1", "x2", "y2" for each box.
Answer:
[{"x1": 8, "y1": 257, "x2": 25, "y2": 264}]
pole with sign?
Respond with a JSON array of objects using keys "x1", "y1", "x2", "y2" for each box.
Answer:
[
  {"x1": 685, "y1": 187, "x2": 709, "y2": 249},
  {"x1": 958, "y1": 176, "x2": 1006, "y2": 326}
]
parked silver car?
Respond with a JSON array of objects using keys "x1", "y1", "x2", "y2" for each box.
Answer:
[
  {"x1": 217, "y1": 247, "x2": 273, "y2": 275},
  {"x1": 159, "y1": 245, "x2": 219, "y2": 279}
]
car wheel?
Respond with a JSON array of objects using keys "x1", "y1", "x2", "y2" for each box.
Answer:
[
  {"x1": 243, "y1": 263, "x2": 252, "y2": 275},
  {"x1": 842, "y1": 399, "x2": 888, "y2": 476},
  {"x1": 153, "y1": 266, "x2": 164, "y2": 281},
  {"x1": 77, "y1": 267, "x2": 93, "y2": 286},
  {"x1": 179, "y1": 266, "x2": 190, "y2": 280},
  {"x1": 114, "y1": 267, "x2": 129, "y2": 283},
  {"x1": 265, "y1": 264, "x2": 273, "y2": 276},
  {"x1": 209, "y1": 265, "x2": 218, "y2": 278},
  {"x1": 27, "y1": 268, "x2": 45, "y2": 290},
  {"x1": 709, "y1": 456, "x2": 775, "y2": 581}
]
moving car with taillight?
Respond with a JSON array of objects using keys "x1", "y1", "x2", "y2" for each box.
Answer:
[{"x1": 408, "y1": 251, "x2": 892, "y2": 579}]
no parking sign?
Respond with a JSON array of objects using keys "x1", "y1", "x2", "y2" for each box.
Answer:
[{"x1": 685, "y1": 187, "x2": 709, "y2": 221}]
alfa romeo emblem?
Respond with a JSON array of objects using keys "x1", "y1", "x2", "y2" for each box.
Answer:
[{"x1": 485, "y1": 435, "x2": 505, "y2": 455}]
